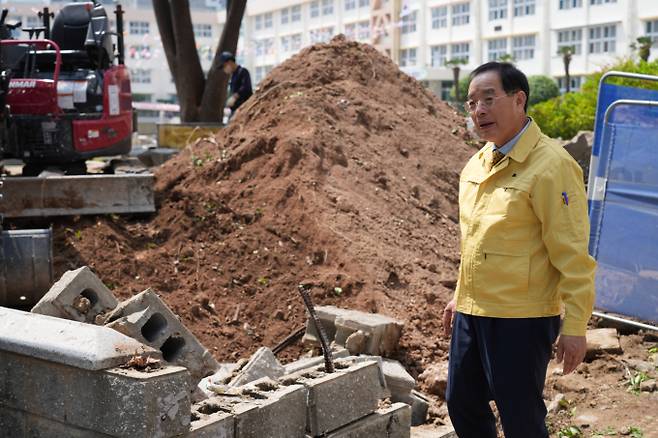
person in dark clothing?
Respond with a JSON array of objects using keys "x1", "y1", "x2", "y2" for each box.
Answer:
[{"x1": 218, "y1": 51, "x2": 252, "y2": 116}]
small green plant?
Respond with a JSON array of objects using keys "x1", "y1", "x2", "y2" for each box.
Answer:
[
  {"x1": 558, "y1": 425, "x2": 582, "y2": 438},
  {"x1": 146, "y1": 242, "x2": 157, "y2": 249},
  {"x1": 257, "y1": 276, "x2": 269, "y2": 286},
  {"x1": 648, "y1": 345, "x2": 658, "y2": 354},
  {"x1": 627, "y1": 371, "x2": 649, "y2": 394},
  {"x1": 191, "y1": 156, "x2": 204, "y2": 167},
  {"x1": 74, "y1": 230, "x2": 83, "y2": 241},
  {"x1": 333, "y1": 287, "x2": 343, "y2": 296},
  {"x1": 592, "y1": 426, "x2": 617, "y2": 437},
  {"x1": 627, "y1": 426, "x2": 644, "y2": 438}
]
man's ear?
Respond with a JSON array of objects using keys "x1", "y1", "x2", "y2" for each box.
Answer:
[{"x1": 517, "y1": 91, "x2": 527, "y2": 111}]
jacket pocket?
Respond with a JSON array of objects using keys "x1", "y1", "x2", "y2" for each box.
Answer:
[{"x1": 474, "y1": 239, "x2": 530, "y2": 302}]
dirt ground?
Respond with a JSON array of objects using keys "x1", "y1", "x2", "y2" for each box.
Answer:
[{"x1": 40, "y1": 37, "x2": 657, "y2": 436}]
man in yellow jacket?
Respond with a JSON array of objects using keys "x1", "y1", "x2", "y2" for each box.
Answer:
[{"x1": 442, "y1": 62, "x2": 596, "y2": 437}]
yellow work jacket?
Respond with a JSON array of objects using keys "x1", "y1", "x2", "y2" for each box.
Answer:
[{"x1": 455, "y1": 120, "x2": 596, "y2": 336}]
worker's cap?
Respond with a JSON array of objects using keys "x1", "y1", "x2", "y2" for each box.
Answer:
[{"x1": 218, "y1": 51, "x2": 236, "y2": 67}]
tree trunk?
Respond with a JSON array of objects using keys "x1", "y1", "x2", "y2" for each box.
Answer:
[
  {"x1": 564, "y1": 56, "x2": 571, "y2": 93},
  {"x1": 199, "y1": 0, "x2": 247, "y2": 122},
  {"x1": 152, "y1": 0, "x2": 246, "y2": 123},
  {"x1": 452, "y1": 66, "x2": 461, "y2": 102}
]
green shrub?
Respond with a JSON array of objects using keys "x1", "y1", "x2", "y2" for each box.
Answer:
[
  {"x1": 527, "y1": 75, "x2": 560, "y2": 107},
  {"x1": 450, "y1": 77, "x2": 471, "y2": 103}
]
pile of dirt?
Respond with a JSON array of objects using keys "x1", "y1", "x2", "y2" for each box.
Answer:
[{"x1": 53, "y1": 36, "x2": 474, "y2": 378}]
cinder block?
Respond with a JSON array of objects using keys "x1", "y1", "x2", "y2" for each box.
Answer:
[
  {"x1": 0, "y1": 405, "x2": 113, "y2": 438},
  {"x1": 105, "y1": 289, "x2": 219, "y2": 384},
  {"x1": 229, "y1": 347, "x2": 285, "y2": 387},
  {"x1": 283, "y1": 359, "x2": 387, "y2": 436},
  {"x1": 303, "y1": 306, "x2": 404, "y2": 356},
  {"x1": 406, "y1": 390, "x2": 430, "y2": 426},
  {"x1": 0, "y1": 306, "x2": 160, "y2": 370},
  {"x1": 0, "y1": 350, "x2": 191, "y2": 437},
  {"x1": 187, "y1": 409, "x2": 234, "y2": 438},
  {"x1": 283, "y1": 347, "x2": 350, "y2": 375},
  {"x1": 191, "y1": 378, "x2": 308, "y2": 438},
  {"x1": 381, "y1": 358, "x2": 415, "y2": 401},
  {"x1": 314, "y1": 403, "x2": 411, "y2": 438},
  {"x1": 31, "y1": 266, "x2": 118, "y2": 324}
]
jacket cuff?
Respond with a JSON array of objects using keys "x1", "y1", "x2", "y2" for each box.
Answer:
[{"x1": 561, "y1": 318, "x2": 589, "y2": 336}]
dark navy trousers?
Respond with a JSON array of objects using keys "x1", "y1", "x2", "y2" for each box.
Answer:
[{"x1": 446, "y1": 312, "x2": 560, "y2": 438}]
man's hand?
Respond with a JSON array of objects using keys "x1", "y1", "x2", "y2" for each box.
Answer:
[
  {"x1": 226, "y1": 94, "x2": 238, "y2": 108},
  {"x1": 442, "y1": 298, "x2": 456, "y2": 338},
  {"x1": 555, "y1": 334, "x2": 587, "y2": 374}
]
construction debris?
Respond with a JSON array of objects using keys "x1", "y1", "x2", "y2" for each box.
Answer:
[
  {"x1": 586, "y1": 328, "x2": 623, "y2": 358},
  {"x1": 228, "y1": 346, "x2": 285, "y2": 387}
]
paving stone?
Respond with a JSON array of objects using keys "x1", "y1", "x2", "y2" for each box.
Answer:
[
  {"x1": 0, "y1": 350, "x2": 191, "y2": 437},
  {"x1": 229, "y1": 347, "x2": 285, "y2": 387},
  {"x1": 31, "y1": 266, "x2": 118, "y2": 324},
  {"x1": 191, "y1": 378, "x2": 308, "y2": 438},
  {"x1": 586, "y1": 328, "x2": 622, "y2": 358},
  {"x1": 105, "y1": 289, "x2": 219, "y2": 384},
  {"x1": 315, "y1": 403, "x2": 411, "y2": 438},
  {"x1": 0, "y1": 307, "x2": 159, "y2": 371},
  {"x1": 283, "y1": 359, "x2": 387, "y2": 436}
]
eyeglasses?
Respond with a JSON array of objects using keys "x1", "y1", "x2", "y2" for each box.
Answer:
[{"x1": 463, "y1": 93, "x2": 515, "y2": 113}]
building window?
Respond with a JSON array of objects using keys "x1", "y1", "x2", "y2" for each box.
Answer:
[
  {"x1": 281, "y1": 7, "x2": 290, "y2": 25},
  {"x1": 513, "y1": 0, "x2": 535, "y2": 17},
  {"x1": 401, "y1": 11, "x2": 417, "y2": 34},
  {"x1": 431, "y1": 45, "x2": 448, "y2": 67},
  {"x1": 264, "y1": 12, "x2": 273, "y2": 28},
  {"x1": 589, "y1": 24, "x2": 616, "y2": 54},
  {"x1": 345, "y1": 0, "x2": 356, "y2": 10},
  {"x1": 344, "y1": 22, "x2": 357, "y2": 39},
  {"x1": 489, "y1": 0, "x2": 507, "y2": 21},
  {"x1": 292, "y1": 5, "x2": 302, "y2": 22},
  {"x1": 255, "y1": 38, "x2": 275, "y2": 56},
  {"x1": 399, "y1": 48, "x2": 417, "y2": 67},
  {"x1": 281, "y1": 35, "x2": 291, "y2": 52},
  {"x1": 322, "y1": 0, "x2": 334, "y2": 15},
  {"x1": 557, "y1": 28, "x2": 583, "y2": 55},
  {"x1": 358, "y1": 0, "x2": 369, "y2": 7},
  {"x1": 488, "y1": 38, "x2": 508, "y2": 61},
  {"x1": 129, "y1": 21, "x2": 149, "y2": 35},
  {"x1": 193, "y1": 24, "x2": 212, "y2": 38},
  {"x1": 559, "y1": 0, "x2": 582, "y2": 9},
  {"x1": 310, "y1": 26, "x2": 334, "y2": 43},
  {"x1": 590, "y1": 0, "x2": 616, "y2": 4},
  {"x1": 451, "y1": 42, "x2": 470, "y2": 64},
  {"x1": 557, "y1": 76, "x2": 583, "y2": 93},
  {"x1": 452, "y1": 3, "x2": 470, "y2": 26},
  {"x1": 431, "y1": 6, "x2": 447, "y2": 29},
  {"x1": 254, "y1": 65, "x2": 274, "y2": 84},
  {"x1": 128, "y1": 44, "x2": 152, "y2": 60},
  {"x1": 310, "y1": 1, "x2": 320, "y2": 18},
  {"x1": 645, "y1": 19, "x2": 658, "y2": 42},
  {"x1": 357, "y1": 20, "x2": 370, "y2": 40},
  {"x1": 512, "y1": 35, "x2": 535, "y2": 60},
  {"x1": 291, "y1": 33, "x2": 303, "y2": 50},
  {"x1": 255, "y1": 15, "x2": 263, "y2": 30},
  {"x1": 130, "y1": 68, "x2": 151, "y2": 84}
]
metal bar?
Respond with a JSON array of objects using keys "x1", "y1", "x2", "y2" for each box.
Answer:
[
  {"x1": 0, "y1": 174, "x2": 155, "y2": 218},
  {"x1": 602, "y1": 99, "x2": 658, "y2": 124},
  {"x1": 298, "y1": 285, "x2": 335, "y2": 373},
  {"x1": 592, "y1": 311, "x2": 658, "y2": 332},
  {"x1": 271, "y1": 326, "x2": 306, "y2": 356}
]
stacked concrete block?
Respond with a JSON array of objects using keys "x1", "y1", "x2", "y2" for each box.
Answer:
[
  {"x1": 303, "y1": 306, "x2": 404, "y2": 356},
  {"x1": 407, "y1": 390, "x2": 430, "y2": 426},
  {"x1": 228, "y1": 347, "x2": 285, "y2": 387},
  {"x1": 313, "y1": 402, "x2": 411, "y2": 438},
  {"x1": 189, "y1": 378, "x2": 308, "y2": 438},
  {"x1": 380, "y1": 358, "x2": 416, "y2": 402},
  {"x1": 0, "y1": 308, "x2": 191, "y2": 437},
  {"x1": 31, "y1": 266, "x2": 118, "y2": 324},
  {"x1": 104, "y1": 289, "x2": 219, "y2": 384},
  {"x1": 282, "y1": 358, "x2": 388, "y2": 437},
  {"x1": 283, "y1": 347, "x2": 350, "y2": 375}
]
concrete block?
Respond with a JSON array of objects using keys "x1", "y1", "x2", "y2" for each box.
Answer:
[
  {"x1": 0, "y1": 405, "x2": 112, "y2": 437},
  {"x1": 105, "y1": 289, "x2": 219, "y2": 383},
  {"x1": 283, "y1": 347, "x2": 350, "y2": 375},
  {"x1": 198, "y1": 363, "x2": 240, "y2": 399},
  {"x1": 381, "y1": 359, "x2": 415, "y2": 401},
  {"x1": 0, "y1": 307, "x2": 159, "y2": 371},
  {"x1": 411, "y1": 425, "x2": 457, "y2": 438},
  {"x1": 283, "y1": 359, "x2": 387, "y2": 436},
  {"x1": 0, "y1": 350, "x2": 191, "y2": 437},
  {"x1": 229, "y1": 347, "x2": 285, "y2": 387},
  {"x1": 316, "y1": 403, "x2": 411, "y2": 438},
  {"x1": 187, "y1": 410, "x2": 234, "y2": 438},
  {"x1": 31, "y1": 266, "x2": 118, "y2": 324},
  {"x1": 191, "y1": 378, "x2": 308, "y2": 438},
  {"x1": 303, "y1": 306, "x2": 404, "y2": 356},
  {"x1": 586, "y1": 328, "x2": 622, "y2": 358},
  {"x1": 407, "y1": 390, "x2": 430, "y2": 426}
]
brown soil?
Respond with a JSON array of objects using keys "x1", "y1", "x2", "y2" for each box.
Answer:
[
  {"x1": 53, "y1": 36, "x2": 473, "y2": 371},
  {"x1": 48, "y1": 36, "x2": 658, "y2": 436}
]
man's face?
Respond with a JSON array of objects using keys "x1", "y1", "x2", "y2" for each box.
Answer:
[
  {"x1": 466, "y1": 70, "x2": 526, "y2": 145},
  {"x1": 222, "y1": 61, "x2": 235, "y2": 75}
]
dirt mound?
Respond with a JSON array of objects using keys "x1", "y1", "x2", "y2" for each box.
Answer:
[{"x1": 53, "y1": 36, "x2": 474, "y2": 377}]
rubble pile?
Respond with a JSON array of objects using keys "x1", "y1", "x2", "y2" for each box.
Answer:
[{"x1": 53, "y1": 36, "x2": 475, "y2": 377}]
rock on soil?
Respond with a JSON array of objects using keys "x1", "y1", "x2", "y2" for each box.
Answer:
[{"x1": 52, "y1": 36, "x2": 474, "y2": 382}]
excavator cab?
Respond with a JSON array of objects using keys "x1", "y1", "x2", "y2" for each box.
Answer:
[{"x1": 0, "y1": 2, "x2": 132, "y2": 175}]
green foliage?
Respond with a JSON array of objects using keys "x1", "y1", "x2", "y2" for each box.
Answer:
[
  {"x1": 558, "y1": 426, "x2": 583, "y2": 438},
  {"x1": 530, "y1": 58, "x2": 658, "y2": 139},
  {"x1": 527, "y1": 75, "x2": 560, "y2": 107},
  {"x1": 450, "y1": 77, "x2": 471, "y2": 103},
  {"x1": 627, "y1": 371, "x2": 649, "y2": 394}
]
